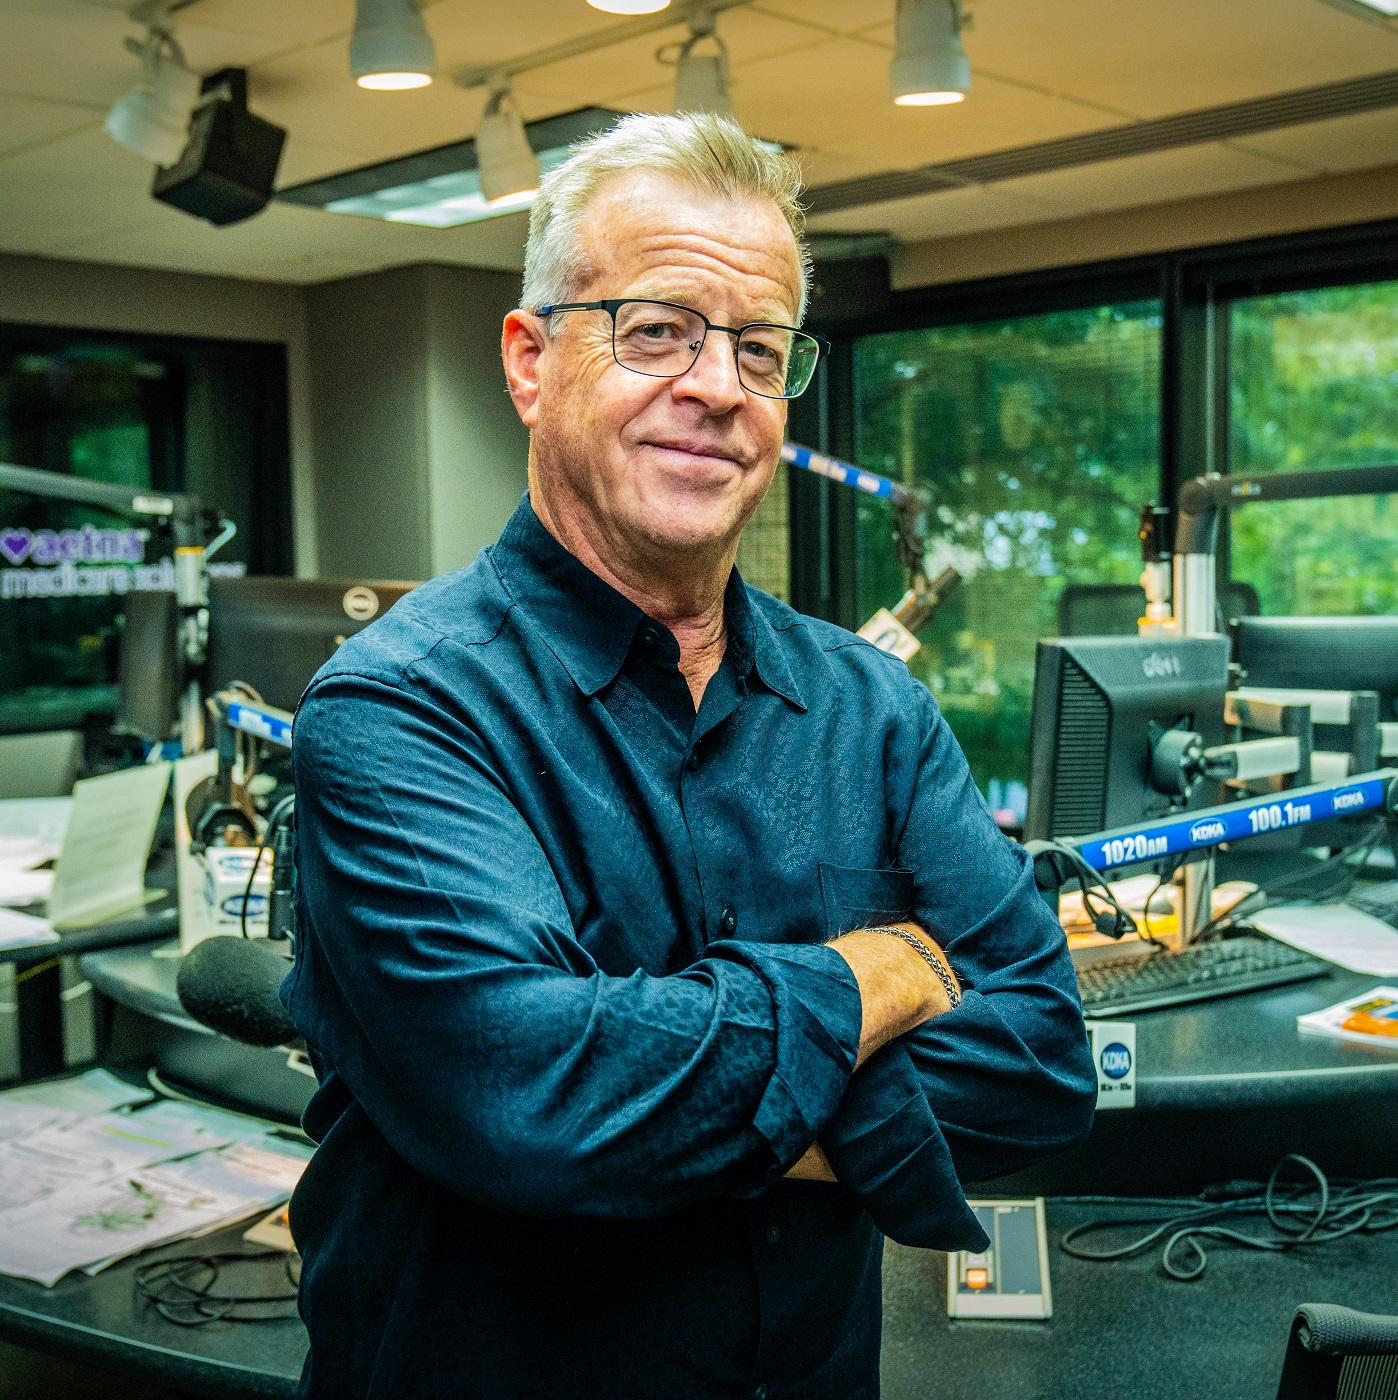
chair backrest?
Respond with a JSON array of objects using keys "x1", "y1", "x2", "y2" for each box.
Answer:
[
  {"x1": 0, "y1": 730, "x2": 83, "y2": 799},
  {"x1": 1275, "y1": 1303, "x2": 1398, "y2": 1399},
  {"x1": 1056, "y1": 580, "x2": 1263, "y2": 638}
]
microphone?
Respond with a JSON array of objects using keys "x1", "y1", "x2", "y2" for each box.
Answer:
[{"x1": 176, "y1": 936, "x2": 298, "y2": 1048}]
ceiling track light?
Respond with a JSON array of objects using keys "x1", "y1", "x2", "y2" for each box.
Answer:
[
  {"x1": 890, "y1": 0, "x2": 971, "y2": 107},
  {"x1": 666, "y1": 12, "x2": 736, "y2": 121},
  {"x1": 351, "y1": 0, "x2": 436, "y2": 90},
  {"x1": 104, "y1": 24, "x2": 201, "y2": 165},
  {"x1": 588, "y1": 0, "x2": 672, "y2": 13},
  {"x1": 475, "y1": 87, "x2": 541, "y2": 204}
]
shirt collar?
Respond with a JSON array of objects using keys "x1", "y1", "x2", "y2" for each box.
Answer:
[{"x1": 491, "y1": 496, "x2": 806, "y2": 711}]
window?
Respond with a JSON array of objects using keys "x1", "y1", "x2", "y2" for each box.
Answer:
[
  {"x1": 1227, "y1": 278, "x2": 1398, "y2": 616},
  {"x1": 0, "y1": 329, "x2": 291, "y2": 735},
  {"x1": 852, "y1": 302, "x2": 1162, "y2": 826}
]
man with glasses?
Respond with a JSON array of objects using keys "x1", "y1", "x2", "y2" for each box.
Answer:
[{"x1": 288, "y1": 112, "x2": 1095, "y2": 1400}]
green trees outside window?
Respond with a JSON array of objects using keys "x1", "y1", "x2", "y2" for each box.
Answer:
[
  {"x1": 1229, "y1": 279, "x2": 1398, "y2": 617},
  {"x1": 852, "y1": 303, "x2": 1162, "y2": 826}
]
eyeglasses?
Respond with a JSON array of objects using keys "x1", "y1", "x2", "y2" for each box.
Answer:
[{"x1": 535, "y1": 298, "x2": 828, "y2": 400}]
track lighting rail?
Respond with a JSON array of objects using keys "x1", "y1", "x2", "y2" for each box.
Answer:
[{"x1": 450, "y1": 0, "x2": 753, "y2": 93}]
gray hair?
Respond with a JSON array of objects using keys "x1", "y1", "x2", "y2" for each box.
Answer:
[{"x1": 521, "y1": 112, "x2": 811, "y2": 324}]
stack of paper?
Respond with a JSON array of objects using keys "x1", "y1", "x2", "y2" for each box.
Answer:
[
  {"x1": 0, "y1": 833, "x2": 57, "y2": 911},
  {"x1": 0, "y1": 1068, "x2": 153, "y2": 1143},
  {"x1": 1250, "y1": 904, "x2": 1398, "y2": 976},
  {"x1": 0, "y1": 1071, "x2": 311, "y2": 1286}
]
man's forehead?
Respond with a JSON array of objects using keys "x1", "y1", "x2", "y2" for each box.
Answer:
[{"x1": 576, "y1": 172, "x2": 802, "y2": 317}]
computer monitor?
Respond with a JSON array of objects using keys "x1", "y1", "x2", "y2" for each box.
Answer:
[
  {"x1": 206, "y1": 577, "x2": 416, "y2": 712},
  {"x1": 1234, "y1": 616, "x2": 1398, "y2": 722},
  {"x1": 116, "y1": 589, "x2": 181, "y2": 743},
  {"x1": 1024, "y1": 635, "x2": 1231, "y2": 842}
]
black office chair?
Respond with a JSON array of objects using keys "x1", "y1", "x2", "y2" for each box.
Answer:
[
  {"x1": 1056, "y1": 580, "x2": 1262, "y2": 637},
  {"x1": 1275, "y1": 1303, "x2": 1398, "y2": 1398}
]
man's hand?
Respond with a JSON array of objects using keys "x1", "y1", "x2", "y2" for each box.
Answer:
[
  {"x1": 828, "y1": 922, "x2": 960, "y2": 1068},
  {"x1": 783, "y1": 923, "x2": 959, "y2": 1183}
]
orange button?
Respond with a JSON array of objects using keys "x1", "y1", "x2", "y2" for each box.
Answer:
[{"x1": 965, "y1": 1268, "x2": 989, "y2": 1290}]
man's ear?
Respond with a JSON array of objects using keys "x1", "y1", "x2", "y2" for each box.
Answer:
[{"x1": 502, "y1": 310, "x2": 547, "y2": 428}]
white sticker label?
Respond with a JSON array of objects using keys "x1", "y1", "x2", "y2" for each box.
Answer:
[{"x1": 1086, "y1": 1020, "x2": 1136, "y2": 1110}]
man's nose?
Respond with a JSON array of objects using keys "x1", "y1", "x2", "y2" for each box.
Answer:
[{"x1": 672, "y1": 330, "x2": 746, "y2": 410}]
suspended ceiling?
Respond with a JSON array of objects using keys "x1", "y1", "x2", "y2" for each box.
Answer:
[{"x1": 0, "y1": 0, "x2": 1396, "y2": 286}]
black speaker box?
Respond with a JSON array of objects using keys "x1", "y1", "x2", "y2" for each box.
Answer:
[{"x1": 152, "y1": 68, "x2": 286, "y2": 227}]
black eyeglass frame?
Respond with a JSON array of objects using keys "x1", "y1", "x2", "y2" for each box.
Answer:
[{"x1": 534, "y1": 298, "x2": 830, "y2": 400}]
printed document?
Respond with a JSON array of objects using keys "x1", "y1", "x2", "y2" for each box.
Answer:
[
  {"x1": 47, "y1": 764, "x2": 169, "y2": 927},
  {"x1": 1249, "y1": 903, "x2": 1398, "y2": 977}
]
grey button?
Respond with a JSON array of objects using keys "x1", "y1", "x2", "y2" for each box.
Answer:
[
  {"x1": 765, "y1": 1223, "x2": 781, "y2": 1245},
  {"x1": 719, "y1": 905, "x2": 737, "y2": 935},
  {"x1": 686, "y1": 750, "x2": 700, "y2": 771}
]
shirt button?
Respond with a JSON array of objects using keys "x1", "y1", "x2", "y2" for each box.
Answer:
[
  {"x1": 685, "y1": 750, "x2": 700, "y2": 771},
  {"x1": 765, "y1": 1223, "x2": 781, "y2": 1245},
  {"x1": 719, "y1": 906, "x2": 737, "y2": 936},
  {"x1": 754, "y1": 1387, "x2": 768, "y2": 1400},
  {"x1": 639, "y1": 626, "x2": 660, "y2": 650}
]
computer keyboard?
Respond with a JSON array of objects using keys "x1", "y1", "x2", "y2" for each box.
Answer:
[
  {"x1": 1077, "y1": 935, "x2": 1332, "y2": 1018},
  {"x1": 1347, "y1": 880, "x2": 1398, "y2": 929}
]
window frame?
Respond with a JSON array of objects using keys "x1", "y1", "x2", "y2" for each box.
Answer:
[{"x1": 797, "y1": 214, "x2": 1398, "y2": 627}]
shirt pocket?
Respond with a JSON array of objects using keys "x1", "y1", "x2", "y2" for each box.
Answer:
[{"x1": 817, "y1": 863, "x2": 917, "y2": 939}]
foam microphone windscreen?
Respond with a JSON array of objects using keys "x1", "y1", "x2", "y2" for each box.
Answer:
[{"x1": 176, "y1": 936, "x2": 297, "y2": 1048}]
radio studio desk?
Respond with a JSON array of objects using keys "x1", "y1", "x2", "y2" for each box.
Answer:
[{"x1": 1, "y1": 882, "x2": 1396, "y2": 1399}]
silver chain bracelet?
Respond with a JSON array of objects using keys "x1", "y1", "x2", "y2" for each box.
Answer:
[{"x1": 863, "y1": 926, "x2": 961, "y2": 1009}]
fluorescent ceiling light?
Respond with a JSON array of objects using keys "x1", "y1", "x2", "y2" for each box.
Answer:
[
  {"x1": 278, "y1": 107, "x2": 790, "y2": 230},
  {"x1": 324, "y1": 154, "x2": 566, "y2": 227},
  {"x1": 1347, "y1": 0, "x2": 1398, "y2": 11},
  {"x1": 351, "y1": 0, "x2": 436, "y2": 90},
  {"x1": 889, "y1": 0, "x2": 971, "y2": 107},
  {"x1": 277, "y1": 107, "x2": 621, "y2": 228},
  {"x1": 104, "y1": 29, "x2": 200, "y2": 165},
  {"x1": 589, "y1": 0, "x2": 672, "y2": 11}
]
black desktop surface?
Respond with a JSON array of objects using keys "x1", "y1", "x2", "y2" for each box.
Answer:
[
  {"x1": 0, "y1": 1222, "x2": 305, "y2": 1400},
  {"x1": 882, "y1": 1197, "x2": 1398, "y2": 1400},
  {"x1": 1, "y1": 1188, "x2": 1392, "y2": 1400}
]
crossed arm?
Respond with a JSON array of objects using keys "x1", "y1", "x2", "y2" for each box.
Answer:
[
  {"x1": 786, "y1": 922, "x2": 960, "y2": 1181},
  {"x1": 288, "y1": 673, "x2": 1094, "y2": 1249}
]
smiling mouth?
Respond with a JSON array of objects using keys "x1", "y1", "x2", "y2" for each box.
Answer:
[{"x1": 643, "y1": 442, "x2": 740, "y2": 467}]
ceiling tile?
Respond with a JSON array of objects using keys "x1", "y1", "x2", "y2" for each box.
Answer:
[
  {"x1": 959, "y1": 0, "x2": 1398, "y2": 120},
  {"x1": 734, "y1": 35, "x2": 1121, "y2": 168},
  {"x1": 47, "y1": 199, "x2": 531, "y2": 284},
  {"x1": 808, "y1": 181, "x2": 1061, "y2": 242},
  {"x1": 0, "y1": 124, "x2": 162, "y2": 253},
  {"x1": 751, "y1": 0, "x2": 894, "y2": 39},
  {"x1": 0, "y1": 95, "x2": 101, "y2": 159},
  {"x1": 1231, "y1": 107, "x2": 1398, "y2": 175},
  {"x1": 982, "y1": 141, "x2": 1315, "y2": 224}
]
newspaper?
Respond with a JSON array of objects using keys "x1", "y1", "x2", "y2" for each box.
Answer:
[
  {"x1": 0, "y1": 1072, "x2": 310, "y2": 1286},
  {"x1": 0, "y1": 1134, "x2": 311, "y2": 1287}
]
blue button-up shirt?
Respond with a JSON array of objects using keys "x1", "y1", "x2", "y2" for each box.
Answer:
[{"x1": 286, "y1": 497, "x2": 1095, "y2": 1400}]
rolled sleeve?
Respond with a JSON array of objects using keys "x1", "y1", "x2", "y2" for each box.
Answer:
[
  {"x1": 818, "y1": 681, "x2": 1096, "y2": 1241},
  {"x1": 710, "y1": 941, "x2": 861, "y2": 1173}
]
